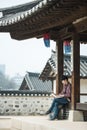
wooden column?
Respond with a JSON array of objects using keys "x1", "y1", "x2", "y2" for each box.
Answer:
[
  {"x1": 71, "y1": 32, "x2": 80, "y2": 110},
  {"x1": 56, "y1": 40, "x2": 63, "y2": 95}
]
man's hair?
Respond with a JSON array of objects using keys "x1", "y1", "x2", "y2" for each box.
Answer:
[{"x1": 61, "y1": 75, "x2": 68, "y2": 81}]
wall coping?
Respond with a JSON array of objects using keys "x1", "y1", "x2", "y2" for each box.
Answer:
[{"x1": 0, "y1": 90, "x2": 51, "y2": 97}]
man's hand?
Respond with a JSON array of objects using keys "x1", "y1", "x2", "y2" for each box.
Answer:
[
  {"x1": 50, "y1": 93, "x2": 64, "y2": 98},
  {"x1": 56, "y1": 94, "x2": 64, "y2": 98},
  {"x1": 50, "y1": 93, "x2": 56, "y2": 97}
]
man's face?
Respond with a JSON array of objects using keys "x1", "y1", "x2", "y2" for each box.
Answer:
[
  {"x1": 62, "y1": 80, "x2": 65, "y2": 85},
  {"x1": 62, "y1": 79, "x2": 67, "y2": 85}
]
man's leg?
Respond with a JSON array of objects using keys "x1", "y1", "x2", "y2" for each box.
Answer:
[
  {"x1": 49, "y1": 102, "x2": 59, "y2": 120},
  {"x1": 49, "y1": 98, "x2": 69, "y2": 120},
  {"x1": 45, "y1": 98, "x2": 58, "y2": 114}
]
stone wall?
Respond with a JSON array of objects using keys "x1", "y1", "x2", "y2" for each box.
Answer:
[{"x1": 0, "y1": 94, "x2": 53, "y2": 115}]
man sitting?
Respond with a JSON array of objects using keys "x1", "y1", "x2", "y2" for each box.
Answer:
[{"x1": 45, "y1": 75, "x2": 72, "y2": 120}]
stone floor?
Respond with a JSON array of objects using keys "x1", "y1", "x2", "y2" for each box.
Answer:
[{"x1": 0, "y1": 116, "x2": 87, "y2": 130}]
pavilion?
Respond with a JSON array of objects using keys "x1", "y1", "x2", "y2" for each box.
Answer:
[{"x1": 0, "y1": 0, "x2": 87, "y2": 121}]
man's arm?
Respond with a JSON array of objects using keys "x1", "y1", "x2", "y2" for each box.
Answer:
[{"x1": 50, "y1": 93, "x2": 64, "y2": 98}]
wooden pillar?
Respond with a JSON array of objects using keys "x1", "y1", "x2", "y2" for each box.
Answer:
[
  {"x1": 56, "y1": 40, "x2": 63, "y2": 95},
  {"x1": 71, "y1": 32, "x2": 80, "y2": 110}
]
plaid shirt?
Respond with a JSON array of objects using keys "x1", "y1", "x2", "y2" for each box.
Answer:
[{"x1": 60, "y1": 82, "x2": 71, "y2": 99}]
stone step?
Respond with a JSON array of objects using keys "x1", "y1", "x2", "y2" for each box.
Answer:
[{"x1": 0, "y1": 117, "x2": 11, "y2": 130}]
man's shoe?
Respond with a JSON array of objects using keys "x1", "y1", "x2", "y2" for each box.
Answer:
[
  {"x1": 49, "y1": 114, "x2": 58, "y2": 120},
  {"x1": 50, "y1": 117, "x2": 58, "y2": 120},
  {"x1": 45, "y1": 110, "x2": 51, "y2": 115}
]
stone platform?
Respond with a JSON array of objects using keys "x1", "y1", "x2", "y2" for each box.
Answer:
[{"x1": 0, "y1": 116, "x2": 87, "y2": 130}]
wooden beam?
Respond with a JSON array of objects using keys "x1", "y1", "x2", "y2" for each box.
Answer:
[
  {"x1": 10, "y1": 6, "x2": 87, "y2": 40},
  {"x1": 79, "y1": 34, "x2": 87, "y2": 43},
  {"x1": 73, "y1": 17, "x2": 87, "y2": 33},
  {"x1": 50, "y1": 17, "x2": 87, "y2": 41},
  {"x1": 50, "y1": 28, "x2": 71, "y2": 41},
  {"x1": 56, "y1": 39, "x2": 63, "y2": 94},
  {"x1": 71, "y1": 32, "x2": 80, "y2": 110}
]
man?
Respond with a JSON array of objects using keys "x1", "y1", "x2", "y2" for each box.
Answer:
[{"x1": 45, "y1": 75, "x2": 71, "y2": 120}]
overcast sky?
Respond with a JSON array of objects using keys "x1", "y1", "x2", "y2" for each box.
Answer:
[{"x1": 0, "y1": 0, "x2": 87, "y2": 77}]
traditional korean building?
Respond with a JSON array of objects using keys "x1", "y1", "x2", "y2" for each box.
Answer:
[
  {"x1": 0, "y1": 0, "x2": 87, "y2": 121},
  {"x1": 39, "y1": 51, "x2": 87, "y2": 103},
  {"x1": 19, "y1": 72, "x2": 52, "y2": 93}
]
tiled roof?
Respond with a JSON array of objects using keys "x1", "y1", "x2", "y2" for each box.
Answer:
[
  {"x1": 39, "y1": 53, "x2": 87, "y2": 81},
  {"x1": 0, "y1": 0, "x2": 86, "y2": 42},
  {"x1": 0, "y1": 0, "x2": 42, "y2": 26},
  {"x1": 19, "y1": 72, "x2": 52, "y2": 92},
  {"x1": 0, "y1": 0, "x2": 86, "y2": 27},
  {"x1": 0, "y1": 0, "x2": 42, "y2": 16},
  {"x1": 0, "y1": 0, "x2": 48, "y2": 26}
]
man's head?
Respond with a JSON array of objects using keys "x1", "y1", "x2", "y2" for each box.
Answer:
[{"x1": 61, "y1": 75, "x2": 68, "y2": 85}]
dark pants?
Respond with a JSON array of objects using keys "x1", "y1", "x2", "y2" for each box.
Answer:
[{"x1": 49, "y1": 97, "x2": 69, "y2": 119}]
